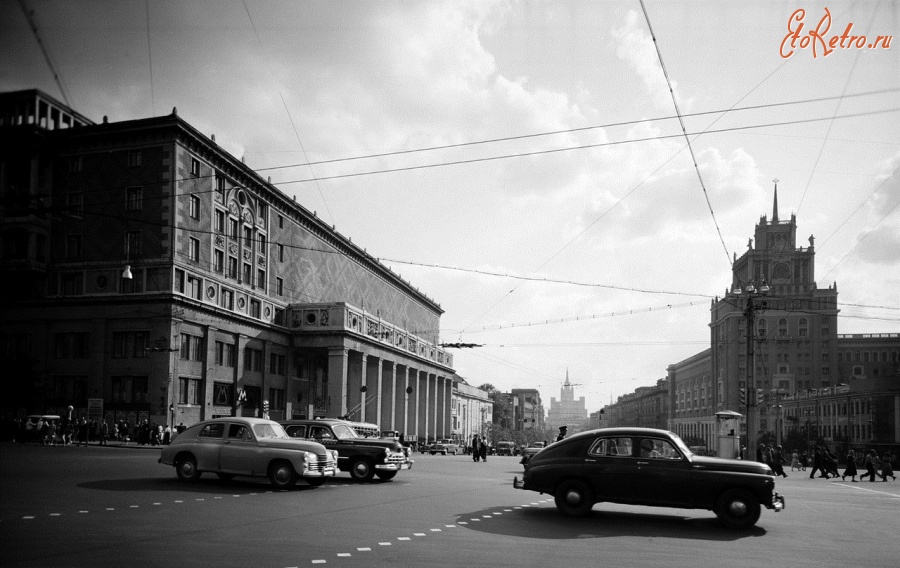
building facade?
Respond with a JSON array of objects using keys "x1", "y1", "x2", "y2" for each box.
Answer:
[
  {"x1": 0, "y1": 89, "x2": 456, "y2": 444},
  {"x1": 453, "y1": 379, "x2": 492, "y2": 445}
]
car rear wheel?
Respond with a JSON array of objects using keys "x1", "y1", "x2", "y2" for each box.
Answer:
[
  {"x1": 554, "y1": 479, "x2": 594, "y2": 517},
  {"x1": 376, "y1": 470, "x2": 398, "y2": 481},
  {"x1": 175, "y1": 455, "x2": 200, "y2": 482},
  {"x1": 349, "y1": 458, "x2": 375, "y2": 482},
  {"x1": 715, "y1": 489, "x2": 761, "y2": 528},
  {"x1": 268, "y1": 461, "x2": 297, "y2": 489}
]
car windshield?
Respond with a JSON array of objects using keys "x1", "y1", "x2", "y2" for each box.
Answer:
[
  {"x1": 668, "y1": 431, "x2": 693, "y2": 458},
  {"x1": 332, "y1": 424, "x2": 360, "y2": 439},
  {"x1": 253, "y1": 422, "x2": 289, "y2": 439}
]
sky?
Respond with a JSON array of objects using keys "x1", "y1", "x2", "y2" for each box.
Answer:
[{"x1": 2, "y1": 0, "x2": 898, "y2": 414}]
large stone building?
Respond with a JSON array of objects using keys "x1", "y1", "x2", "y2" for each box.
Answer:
[
  {"x1": 452, "y1": 378, "x2": 492, "y2": 445},
  {"x1": 608, "y1": 188, "x2": 899, "y2": 455},
  {"x1": 0, "y1": 89, "x2": 456, "y2": 444}
]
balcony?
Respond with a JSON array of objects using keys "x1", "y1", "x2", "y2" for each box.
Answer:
[{"x1": 287, "y1": 302, "x2": 453, "y2": 368}]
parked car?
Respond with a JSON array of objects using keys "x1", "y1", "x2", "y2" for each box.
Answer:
[
  {"x1": 281, "y1": 419, "x2": 413, "y2": 482},
  {"x1": 158, "y1": 417, "x2": 338, "y2": 489},
  {"x1": 513, "y1": 427, "x2": 784, "y2": 528},
  {"x1": 519, "y1": 442, "x2": 547, "y2": 467},
  {"x1": 496, "y1": 441, "x2": 516, "y2": 456},
  {"x1": 428, "y1": 439, "x2": 460, "y2": 455}
]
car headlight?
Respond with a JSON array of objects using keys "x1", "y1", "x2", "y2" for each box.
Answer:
[
  {"x1": 303, "y1": 451, "x2": 318, "y2": 462},
  {"x1": 329, "y1": 449, "x2": 339, "y2": 461}
]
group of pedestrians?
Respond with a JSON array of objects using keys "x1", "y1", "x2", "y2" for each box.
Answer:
[
  {"x1": 470, "y1": 434, "x2": 489, "y2": 462},
  {"x1": 8, "y1": 414, "x2": 185, "y2": 447},
  {"x1": 802, "y1": 445, "x2": 896, "y2": 482}
]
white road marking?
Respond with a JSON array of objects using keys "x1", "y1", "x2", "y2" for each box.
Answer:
[
  {"x1": 378, "y1": 542, "x2": 391, "y2": 546},
  {"x1": 357, "y1": 547, "x2": 371, "y2": 551},
  {"x1": 397, "y1": 537, "x2": 411, "y2": 541}
]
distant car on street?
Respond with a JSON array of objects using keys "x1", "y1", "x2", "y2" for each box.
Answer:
[
  {"x1": 158, "y1": 417, "x2": 338, "y2": 489},
  {"x1": 428, "y1": 439, "x2": 460, "y2": 455},
  {"x1": 496, "y1": 441, "x2": 516, "y2": 456},
  {"x1": 519, "y1": 442, "x2": 547, "y2": 467},
  {"x1": 513, "y1": 427, "x2": 784, "y2": 528}
]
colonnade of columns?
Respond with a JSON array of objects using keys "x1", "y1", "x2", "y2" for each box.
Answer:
[{"x1": 327, "y1": 347, "x2": 453, "y2": 443}]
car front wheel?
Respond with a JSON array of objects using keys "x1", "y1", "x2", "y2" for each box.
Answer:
[
  {"x1": 715, "y1": 489, "x2": 761, "y2": 528},
  {"x1": 349, "y1": 458, "x2": 375, "y2": 482},
  {"x1": 376, "y1": 470, "x2": 398, "y2": 481},
  {"x1": 175, "y1": 455, "x2": 200, "y2": 482},
  {"x1": 268, "y1": 461, "x2": 297, "y2": 489},
  {"x1": 554, "y1": 479, "x2": 594, "y2": 517}
]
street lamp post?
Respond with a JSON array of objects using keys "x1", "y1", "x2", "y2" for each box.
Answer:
[{"x1": 734, "y1": 280, "x2": 769, "y2": 462}]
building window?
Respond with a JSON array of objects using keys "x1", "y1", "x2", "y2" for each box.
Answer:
[
  {"x1": 53, "y1": 332, "x2": 89, "y2": 358},
  {"x1": 799, "y1": 318, "x2": 808, "y2": 337},
  {"x1": 215, "y1": 174, "x2": 226, "y2": 199},
  {"x1": 822, "y1": 366, "x2": 830, "y2": 376},
  {"x1": 213, "y1": 382, "x2": 233, "y2": 406},
  {"x1": 191, "y1": 157, "x2": 200, "y2": 176},
  {"x1": 66, "y1": 234, "x2": 82, "y2": 259},
  {"x1": 244, "y1": 347, "x2": 263, "y2": 371},
  {"x1": 186, "y1": 275, "x2": 202, "y2": 300},
  {"x1": 112, "y1": 331, "x2": 149, "y2": 358},
  {"x1": 278, "y1": 214, "x2": 284, "y2": 229},
  {"x1": 190, "y1": 195, "x2": 200, "y2": 220},
  {"x1": 257, "y1": 201, "x2": 266, "y2": 219},
  {"x1": 215, "y1": 210, "x2": 225, "y2": 233},
  {"x1": 125, "y1": 186, "x2": 143, "y2": 211},
  {"x1": 269, "y1": 353, "x2": 286, "y2": 375},
  {"x1": 778, "y1": 318, "x2": 788, "y2": 337},
  {"x1": 68, "y1": 155, "x2": 83, "y2": 173},
  {"x1": 60, "y1": 273, "x2": 83, "y2": 296},
  {"x1": 189, "y1": 237, "x2": 200, "y2": 262},
  {"x1": 257, "y1": 269, "x2": 265, "y2": 290},
  {"x1": 250, "y1": 299, "x2": 261, "y2": 318},
  {"x1": 228, "y1": 218, "x2": 238, "y2": 239},
  {"x1": 174, "y1": 269, "x2": 185, "y2": 293},
  {"x1": 243, "y1": 262, "x2": 251, "y2": 284},
  {"x1": 243, "y1": 226, "x2": 252, "y2": 246},
  {"x1": 66, "y1": 192, "x2": 83, "y2": 216},
  {"x1": 126, "y1": 231, "x2": 142, "y2": 258},
  {"x1": 269, "y1": 387, "x2": 285, "y2": 412},
  {"x1": 228, "y1": 256, "x2": 238, "y2": 279},
  {"x1": 214, "y1": 249, "x2": 224, "y2": 273},
  {"x1": 220, "y1": 287, "x2": 234, "y2": 310},
  {"x1": 179, "y1": 377, "x2": 202, "y2": 405},
  {"x1": 179, "y1": 334, "x2": 203, "y2": 362},
  {"x1": 756, "y1": 319, "x2": 767, "y2": 338},
  {"x1": 276, "y1": 277, "x2": 283, "y2": 296},
  {"x1": 258, "y1": 234, "x2": 266, "y2": 254},
  {"x1": 111, "y1": 375, "x2": 148, "y2": 403}
]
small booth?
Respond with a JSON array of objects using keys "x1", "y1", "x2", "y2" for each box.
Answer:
[{"x1": 715, "y1": 410, "x2": 743, "y2": 459}]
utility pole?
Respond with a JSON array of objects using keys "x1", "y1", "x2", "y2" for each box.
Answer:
[{"x1": 738, "y1": 281, "x2": 768, "y2": 462}]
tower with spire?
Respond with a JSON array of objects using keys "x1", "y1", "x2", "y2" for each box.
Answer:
[{"x1": 546, "y1": 369, "x2": 588, "y2": 431}]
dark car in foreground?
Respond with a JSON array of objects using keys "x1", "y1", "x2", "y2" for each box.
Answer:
[
  {"x1": 514, "y1": 427, "x2": 784, "y2": 528},
  {"x1": 281, "y1": 419, "x2": 413, "y2": 482},
  {"x1": 159, "y1": 418, "x2": 338, "y2": 489}
]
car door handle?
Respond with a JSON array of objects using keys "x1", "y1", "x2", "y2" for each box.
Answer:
[
  {"x1": 585, "y1": 458, "x2": 597, "y2": 463},
  {"x1": 637, "y1": 461, "x2": 649, "y2": 465}
]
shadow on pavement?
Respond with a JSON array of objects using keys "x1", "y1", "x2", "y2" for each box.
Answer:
[
  {"x1": 77, "y1": 476, "x2": 324, "y2": 493},
  {"x1": 455, "y1": 504, "x2": 766, "y2": 541}
]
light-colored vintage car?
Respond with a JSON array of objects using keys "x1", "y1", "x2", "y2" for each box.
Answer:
[{"x1": 159, "y1": 417, "x2": 338, "y2": 489}]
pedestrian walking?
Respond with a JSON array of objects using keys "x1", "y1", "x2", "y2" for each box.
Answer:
[
  {"x1": 479, "y1": 436, "x2": 488, "y2": 461},
  {"x1": 859, "y1": 449, "x2": 878, "y2": 482},
  {"x1": 471, "y1": 435, "x2": 480, "y2": 462},
  {"x1": 99, "y1": 419, "x2": 108, "y2": 446},
  {"x1": 46, "y1": 420, "x2": 57, "y2": 446},
  {"x1": 879, "y1": 452, "x2": 896, "y2": 481},
  {"x1": 825, "y1": 448, "x2": 840, "y2": 478},
  {"x1": 771, "y1": 445, "x2": 788, "y2": 478},
  {"x1": 809, "y1": 446, "x2": 829, "y2": 479},
  {"x1": 841, "y1": 450, "x2": 857, "y2": 481},
  {"x1": 790, "y1": 450, "x2": 801, "y2": 471}
]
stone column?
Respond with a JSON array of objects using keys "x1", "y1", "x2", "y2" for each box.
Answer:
[
  {"x1": 327, "y1": 347, "x2": 349, "y2": 417},
  {"x1": 359, "y1": 353, "x2": 368, "y2": 422}
]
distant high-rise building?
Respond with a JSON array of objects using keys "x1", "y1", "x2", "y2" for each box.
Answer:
[{"x1": 546, "y1": 371, "x2": 587, "y2": 431}]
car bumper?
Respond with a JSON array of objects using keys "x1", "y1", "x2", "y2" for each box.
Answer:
[
  {"x1": 301, "y1": 466, "x2": 337, "y2": 478},
  {"x1": 513, "y1": 476, "x2": 524, "y2": 489},
  {"x1": 376, "y1": 461, "x2": 413, "y2": 471}
]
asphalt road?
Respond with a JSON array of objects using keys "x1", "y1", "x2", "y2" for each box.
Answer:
[{"x1": 1, "y1": 443, "x2": 898, "y2": 568}]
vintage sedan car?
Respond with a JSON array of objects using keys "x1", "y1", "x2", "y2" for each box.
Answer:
[
  {"x1": 159, "y1": 417, "x2": 338, "y2": 489},
  {"x1": 428, "y1": 439, "x2": 460, "y2": 455},
  {"x1": 281, "y1": 419, "x2": 413, "y2": 482},
  {"x1": 513, "y1": 427, "x2": 784, "y2": 528},
  {"x1": 495, "y1": 441, "x2": 516, "y2": 456}
]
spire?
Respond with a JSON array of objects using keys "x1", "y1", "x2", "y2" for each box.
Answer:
[
  {"x1": 564, "y1": 368, "x2": 570, "y2": 386},
  {"x1": 772, "y1": 178, "x2": 779, "y2": 222}
]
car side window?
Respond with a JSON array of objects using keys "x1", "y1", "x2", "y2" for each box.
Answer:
[
  {"x1": 227, "y1": 424, "x2": 252, "y2": 441},
  {"x1": 310, "y1": 426, "x2": 333, "y2": 440},
  {"x1": 640, "y1": 438, "x2": 681, "y2": 459},
  {"x1": 199, "y1": 423, "x2": 225, "y2": 438},
  {"x1": 284, "y1": 424, "x2": 306, "y2": 438},
  {"x1": 589, "y1": 437, "x2": 633, "y2": 457}
]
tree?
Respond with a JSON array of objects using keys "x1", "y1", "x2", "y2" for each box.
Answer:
[{"x1": 477, "y1": 383, "x2": 496, "y2": 394}]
